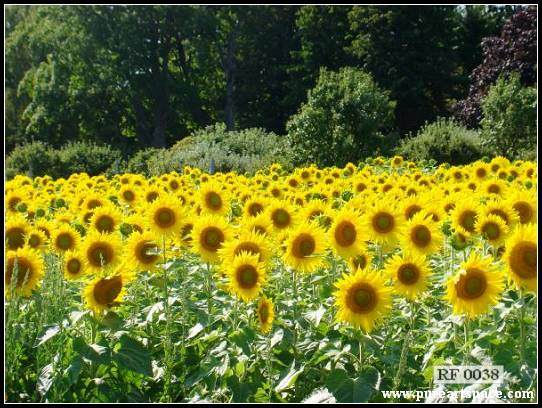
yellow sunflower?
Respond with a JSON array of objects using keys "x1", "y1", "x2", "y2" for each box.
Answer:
[
  {"x1": 5, "y1": 216, "x2": 29, "y2": 250},
  {"x1": 283, "y1": 222, "x2": 328, "y2": 273},
  {"x1": 399, "y1": 211, "x2": 443, "y2": 255},
  {"x1": 63, "y1": 250, "x2": 87, "y2": 280},
  {"x1": 5, "y1": 247, "x2": 45, "y2": 297},
  {"x1": 191, "y1": 215, "x2": 232, "y2": 263},
  {"x1": 475, "y1": 213, "x2": 509, "y2": 247},
  {"x1": 444, "y1": 253, "x2": 504, "y2": 317},
  {"x1": 364, "y1": 202, "x2": 401, "y2": 248},
  {"x1": 503, "y1": 224, "x2": 537, "y2": 293},
  {"x1": 81, "y1": 231, "x2": 123, "y2": 274},
  {"x1": 146, "y1": 195, "x2": 184, "y2": 237},
  {"x1": 83, "y1": 271, "x2": 127, "y2": 314},
  {"x1": 385, "y1": 252, "x2": 430, "y2": 300},
  {"x1": 199, "y1": 181, "x2": 230, "y2": 216},
  {"x1": 25, "y1": 229, "x2": 48, "y2": 252},
  {"x1": 89, "y1": 204, "x2": 123, "y2": 234},
  {"x1": 256, "y1": 296, "x2": 275, "y2": 334},
  {"x1": 450, "y1": 200, "x2": 481, "y2": 237},
  {"x1": 125, "y1": 231, "x2": 161, "y2": 273},
  {"x1": 329, "y1": 208, "x2": 365, "y2": 260},
  {"x1": 219, "y1": 229, "x2": 272, "y2": 265},
  {"x1": 333, "y1": 267, "x2": 393, "y2": 333},
  {"x1": 227, "y1": 251, "x2": 267, "y2": 302},
  {"x1": 51, "y1": 224, "x2": 81, "y2": 253}
]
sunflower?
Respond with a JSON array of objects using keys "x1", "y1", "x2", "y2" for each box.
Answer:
[
  {"x1": 63, "y1": 250, "x2": 87, "y2": 280},
  {"x1": 191, "y1": 215, "x2": 232, "y2": 263},
  {"x1": 503, "y1": 224, "x2": 537, "y2": 293},
  {"x1": 475, "y1": 213, "x2": 509, "y2": 247},
  {"x1": 119, "y1": 185, "x2": 139, "y2": 207},
  {"x1": 227, "y1": 251, "x2": 267, "y2": 302},
  {"x1": 243, "y1": 197, "x2": 267, "y2": 218},
  {"x1": 283, "y1": 222, "x2": 328, "y2": 273},
  {"x1": 302, "y1": 199, "x2": 333, "y2": 229},
  {"x1": 450, "y1": 200, "x2": 480, "y2": 237},
  {"x1": 25, "y1": 229, "x2": 48, "y2": 252},
  {"x1": 5, "y1": 216, "x2": 29, "y2": 251},
  {"x1": 125, "y1": 231, "x2": 161, "y2": 273},
  {"x1": 243, "y1": 213, "x2": 273, "y2": 237},
  {"x1": 146, "y1": 195, "x2": 184, "y2": 237},
  {"x1": 267, "y1": 200, "x2": 298, "y2": 233},
  {"x1": 329, "y1": 208, "x2": 365, "y2": 260},
  {"x1": 399, "y1": 211, "x2": 443, "y2": 255},
  {"x1": 364, "y1": 203, "x2": 401, "y2": 248},
  {"x1": 199, "y1": 181, "x2": 230, "y2": 216},
  {"x1": 82, "y1": 231, "x2": 122, "y2": 273},
  {"x1": 5, "y1": 247, "x2": 44, "y2": 297},
  {"x1": 83, "y1": 272, "x2": 127, "y2": 314},
  {"x1": 89, "y1": 204, "x2": 123, "y2": 234},
  {"x1": 348, "y1": 247, "x2": 371, "y2": 272},
  {"x1": 385, "y1": 252, "x2": 430, "y2": 300},
  {"x1": 51, "y1": 224, "x2": 81, "y2": 253},
  {"x1": 482, "y1": 198, "x2": 519, "y2": 229},
  {"x1": 506, "y1": 191, "x2": 537, "y2": 225},
  {"x1": 219, "y1": 229, "x2": 272, "y2": 265},
  {"x1": 444, "y1": 253, "x2": 504, "y2": 317},
  {"x1": 256, "y1": 296, "x2": 275, "y2": 334},
  {"x1": 333, "y1": 267, "x2": 393, "y2": 333}
]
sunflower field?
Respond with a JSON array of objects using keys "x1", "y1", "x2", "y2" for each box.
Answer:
[{"x1": 4, "y1": 156, "x2": 538, "y2": 403}]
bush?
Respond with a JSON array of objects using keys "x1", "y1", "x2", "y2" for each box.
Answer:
[
  {"x1": 6, "y1": 140, "x2": 121, "y2": 179},
  {"x1": 396, "y1": 118, "x2": 489, "y2": 165},
  {"x1": 286, "y1": 67, "x2": 396, "y2": 167},
  {"x1": 480, "y1": 73, "x2": 536, "y2": 159},
  {"x1": 117, "y1": 147, "x2": 165, "y2": 176},
  {"x1": 145, "y1": 123, "x2": 294, "y2": 175},
  {"x1": 6, "y1": 141, "x2": 63, "y2": 179}
]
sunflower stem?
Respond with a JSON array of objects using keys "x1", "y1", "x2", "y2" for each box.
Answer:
[
  {"x1": 162, "y1": 235, "x2": 172, "y2": 403},
  {"x1": 518, "y1": 289, "x2": 526, "y2": 367},
  {"x1": 292, "y1": 268, "x2": 298, "y2": 361},
  {"x1": 393, "y1": 300, "x2": 416, "y2": 390},
  {"x1": 462, "y1": 317, "x2": 470, "y2": 365}
]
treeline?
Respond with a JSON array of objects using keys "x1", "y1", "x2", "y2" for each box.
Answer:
[{"x1": 5, "y1": 5, "x2": 525, "y2": 154}]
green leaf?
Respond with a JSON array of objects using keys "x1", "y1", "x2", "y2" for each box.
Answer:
[
  {"x1": 302, "y1": 387, "x2": 336, "y2": 403},
  {"x1": 325, "y1": 366, "x2": 380, "y2": 402},
  {"x1": 35, "y1": 325, "x2": 60, "y2": 347},
  {"x1": 37, "y1": 362, "x2": 54, "y2": 396},
  {"x1": 270, "y1": 328, "x2": 284, "y2": 348},
  {"x1": 187, "y1": 323, "x2": 205, "y2": 340},
  {"x1": 112, "y1": 335, "x2": 152, "y2": 377},
  {"x1": 64, "y1": 355, "x2": 84, "y2": 385},
  {"x1": 73, "y1": 336, "x2": 110, "y2": 365},
  {"x1": 275, "y1": 361, "x2": 304, "y2": 392}
]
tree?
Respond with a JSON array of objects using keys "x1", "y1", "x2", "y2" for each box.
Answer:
[
  {"x1": 287, "y1": 67, "x2": 395, "y2": 167},
  {"x1": 453, "y1": 6, "x2": 536, "y2": 127}
]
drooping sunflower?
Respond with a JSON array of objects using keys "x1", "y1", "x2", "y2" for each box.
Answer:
[
  {"x1": 256, "y1": 296, "x2": 275, "y2": 334},
  {"x1": 444, "y1": 253, "x2": 504, "y2": 317},
  {"x1": 399, "y1": 211, "x2": 443, "y2": 255},
  {"x1": 199, "y1": 181, "x2": 230, "y2": 216},
  {"x1": 146, "y1": 195, "x2": 184, "y2": 237},
  {"x1": 227, "y1": 251, "x2": 267, "y2": 302},
  {"x1": 503, "y1": 224, "x2": 537, "y2": 293},
  {"x1": 475, "y1": 213, "x2": 509, "y2": 247},
  {"x1": 329, "y1": 208, "x2": 365, "y2": 260},
  {"x1": 51, "y1": 224, "x2": 81, "y2": 253},
  {"x1": 125, "y1": 231, "x2": 161, "y2": 273},
  {"x1": 89, "y1": 204, "x2": 123, "y2": 234},
  {"x1": 385, "y1": 252, "x2": 430, "y2": 300},
  {"x1": 191, "y1": 215, "x2": 232, "y2": 263},
  {"x1": 364, "y1": 202, "x2": 401, "y2": 248},
  {"x1": 81, "y1": 231, "x2": 123, "y2": 273},
  {"x1": 63, "y1": 250, "x2": 87, "y2": 281},
  {"x1": 5, "y1": 247, "x2": 45, "y2": 297},
  {"x1": 333, "y1": 267, "x2": 393, "y2": 333},
  {"x1": 83, "y1": 272, "x2": 127, "y2": 314},
  {"x1": 283, "y1": 222, "x2": 328, "y2": 273}
]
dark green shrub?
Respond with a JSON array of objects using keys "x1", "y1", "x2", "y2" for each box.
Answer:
[
  {"x1": 119, "y1": 147, "x2": 165, "y2": 176},
  {"x1": 287, "y1": 67, "x2": 396, "y2": 167},
  {"x1": 6, "y1": 141, "x2": 62, "y2": 179},
  {"x1": 480, "y1": 73, "x2": 536, "y2": 159},
  {"x1": 396, "y1": 118, "x2": 489, "y2": 165},
  {"x1": 58, "y1": 141, "x2": 122, "y2": 175}
]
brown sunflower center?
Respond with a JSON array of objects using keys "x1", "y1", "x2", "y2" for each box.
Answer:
[
  {"x1": 351, "y1": 254, "x2": 367, "y2": 270},
  {"x1": 155, "y1": 208, "x2": 175, "y2": 228},
  {"x1": 482, "y1": 222, "x2": 500, "y2": 241},
  {"x1": 272, "y1": 209, "x2": 291, "y2": 228},
  {"x1": 146, "y1": 192, "x2": 159, "y2": 202},
  {"x1": 259, "y1": 303, "x2": 270, "y2": 323},
  {"x1": 509, "y1": 242, "x2": 537, "y2": 279},
  {"x1": 459, "y1": 210, "x2": 476, "y2": 232},
  {"x1": 96, "y1": 215, "x2": 115, "y2": 233},
  {"x1": 346, "y1": 283, "x2": 378, "y2": 314},
  {"x1": 476, "y1": 168, "x2": 487, "y2": 178},
  {"x1": 488, "y1": 184, "x2": 500, "y2": 194},
  {"x1": 28, "y1": 235, "x2": 41, "y2": 248},
  {"x1": 87, "y1": 242, "x2": 114, "y2": 267},
  {"x1": 200, "y1": 227, "x2": 225, "y2": 252},
  {"x1": 206, "y1": 192, "x2": 222, "y2": 209},
  {"x1": 292, "y1": 234, "x2": 316, "y2": 258},
  {"x1": 87, "y1": 199, "x2": 102, "y2": 210},
  {"x1": 237, "y1": 265, "x2": 258, "y2": 289},
  {"x1": 411, "y1": 225, "x2": 431, "y2": 247},
  {"x1": 123, "y1": 190, "x2": 135, "y2": 202},
  {"x1": 456, "y1": 269, "x2": 487, "y2": 299},
  {"x1": 334, "y1": 221, "x2": 357, "y2": 247},
  {"x1": 398, "y1": 264, "x2": 420, "y2": 285},
  {"x1": 373, "y1": 212, "x2": 394, "y2": 233},
  {"x1": 513, "y1": 202, "x2": 533, "y2": 224},
  {"x1": 405, "y1": 205, "x2": 421, "y2": 220},
  {"x1": 248, "y1": 203, "x2": 264, "y2": 216},
  {"x1": 6, "y1": 228, "x2": 26, "y2": 250},
  {"x1": 93, "y1": 276, "x2": 123, "y2": 305},
  {"x1": 56, "y1": 233, "x2": 74, "y2": 251},
  {"x1": 5, "y1": 257, "x2": 33, "y2": 287},
  {"x1": 136, "y1": 241, "x2": 159, "y2": 264},
  {"x1": 234, "y1": 242, "x2": 261, "y2": 257},
  {"x1": 67, "y1": 259, "x2": 82, "y2": 275},
  {"x1": 488, "y1": 209, "x2": 509, "y2": 225}
]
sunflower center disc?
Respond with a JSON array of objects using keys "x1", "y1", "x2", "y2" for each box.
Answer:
[
  {"x1": 158, "y1": 210, "x2": 173, "y2": 225},
  {"x1": 205, "y1": 229, "x2": 221, "y2": 247},
  {"x1": 465, "y1": 277, "x2": 483, "y2": 297},
  {"x1": 376, "y1": 214, "x2": 392, "y2": 231},
  {"x1": 208, "y1": 193, "x2": 222, "y2": 208},
  {"x1": 523, "y1": 246, "x2": 537, "y2": 268},
  {"x1": 483, "y1": 223, "x2": 499, "y2": 240},
  {"x1": 239, "y1": 267, "x2": 257, "y2": 288},
  {"x1": 354, "y1": 289, "x2": 372, "y2": 309},
  {"x1": 97, "y1": 216, "x2": 114, "y2": 232},
  {"x1": 414, "y1": 226, "x2": 431, "y2": 246},
  {"x1": 29, "y1": 236, "x2": 40, "y2": 247},
  {"x1": 67, "y1": 259, "x2": 81, "y2": 274},
  {"x1": 57, "y1": 234, "x2": 72, "y2": 250},
  {"x1": 274, "y1": 210, "x2": 289, "y2": 226}
]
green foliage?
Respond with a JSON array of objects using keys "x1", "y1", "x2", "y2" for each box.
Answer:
[
  {"x1": 120, "y1": 148, "x2": 165, "y2": 176},
  {"x1": 480, "y1": 73, "x2": 537, "y2": 160},
  {"x1": 6, "y1": 141, "x2": 121, "y2": 179},
  {"x1": 145, "y1": 123, "x2": 294, "y2": 175},
  {"x1": 287, "y1": 67, "x2": 396, "y2": 167},
  {"x1": 396, "y1": 118, "x2": 489, "y2": 165}
]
